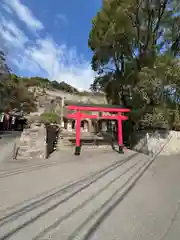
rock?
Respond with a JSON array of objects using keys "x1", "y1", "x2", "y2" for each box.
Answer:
[{"x1": 15, "y1": 124, "x2": 46, "y2": 160}]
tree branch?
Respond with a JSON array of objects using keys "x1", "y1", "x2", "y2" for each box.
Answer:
[
  {"x1": 144, "y1": 7, "x2": 154, "y2": 51},
  {"x1": 153, "y1": 0, "x2": 168, "y2": 45},
  {"x1": 100, "y1": 67, "x2": 116, "y2": 72}
]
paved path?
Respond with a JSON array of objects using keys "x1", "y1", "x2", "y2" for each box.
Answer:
[{"x1": 0, "y1": 149, "x2": 179, "y2": 240}]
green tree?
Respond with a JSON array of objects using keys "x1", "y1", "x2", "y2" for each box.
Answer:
[
  {"x1": 89, "y1": 0, "x2": 180, "y2": 100},
  {"x1": 0, "y1": 62, "x2": 37, "y2": 113},
  {"x1": 40, "y1": 112, "x2": 59, "y2": 124},
  {"x1": 89, "y1": 0, "x2": 180, "y2": 144},
  {"x1": 173, "y1": 104, "x2": 180, "y2": 130},
  {"x1": 0, "y1": 50, "x2": 11, "y2": 111},
  {"x1": 0, "y1": 50, "x2": 10, "y2": 76}
]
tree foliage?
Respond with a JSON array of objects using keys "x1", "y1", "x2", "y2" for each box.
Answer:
[
  {"x1": 0, "y1": 50, "x2": 36, "y2": 113},
  {"x1": 172, "y1": 104, "x2": 180, "y2": 130},
  {"x1": 0, "y1": 50, "x2": 10, "y2": 76},
  {"x1": 89, "y1": 0, "x2": 180, "y2": 134},
  {"x1": 0, "y1": 73, "x2": 37, "y2": 113},
  {"x1": 40, "y1": 112, "x2": 59, "y2": 124}
]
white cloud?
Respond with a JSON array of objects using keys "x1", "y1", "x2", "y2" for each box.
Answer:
[
  {"x1": 25, "y1": 38, "x2": 95, "y2": 90},
  {"x1": 0, "y1": 23, "x2": 94, "y2": 90},
  {"x1": 2, "y1": 2, "x2": 13, "y2": 14},
  {"x1": 3, "y1": 0, "x2": 44, "y2": 32},
  {"x1": 55, "y1": 14, "x2": 68, "y2": 26},
  {"x1": 0, "y1": 17, "x2": 28, "y2": 48},
  {"x1": 0, "y1": 2, "x2": 94, "y2": 90}
]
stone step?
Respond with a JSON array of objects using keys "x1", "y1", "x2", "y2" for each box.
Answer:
[
  {"x1": 56, "y1": 140, "x2": 72, "y2": 150},
  {"x1": 30, "y1": 140, "x2": 38, "y2": 143},
  {"x1": 18, "y1": 148, "x2": 44, "y2": 153},
  {"x1": 18, "y1": 143, "x2": 29, "y2": 147},
  {"x1": 18, "y1": 142, "x2": 38, "y2": 148},
  {"x1": 56, "y1": 144, "x2": 116, "y2": 151},
  {"x1": 17, "y1": 149, "x2": 45, "y2": 159},
  {"x1": 18, "y1": 148, "x2": 29, "y2": 153},
  {"x1": 60, "y1": 138, "x2": 72, "y2": 143},
  {"x1": 19, "y1": 139, "x2": 38, "y2": 144}
]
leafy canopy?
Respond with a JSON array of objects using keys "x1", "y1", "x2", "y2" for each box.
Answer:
[{"x1": 88, "y1": 0, "x2": 180, "y2": 134}]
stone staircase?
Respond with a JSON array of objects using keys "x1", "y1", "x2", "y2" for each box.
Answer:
[
  {"x1": 56, "y1": 135, "x2": 73, "y2": 150},
  {"x1": 14, "y1": 124, "x2": 46, "y2": 160},
  {"x1": 56, "y1": 130, "x2": 115, "y2": 150}
]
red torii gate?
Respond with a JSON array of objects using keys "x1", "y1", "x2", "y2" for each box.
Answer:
[{"x1": 67, "y1": 104, "x2": 130, "y2": 155}]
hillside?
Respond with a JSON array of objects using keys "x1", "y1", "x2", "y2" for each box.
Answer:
[
  {"x1": 20, "y1": 76, "x2": 105, "y2": 97},
  {"x1": 28, "y1": 85, "x2": 106, "y2": 118},
  {"x1": 0, "y1": 73, "x2": 106, "y2": 113}
]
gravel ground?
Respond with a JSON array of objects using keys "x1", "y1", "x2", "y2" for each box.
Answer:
[
  {"x1": 0, "y1": 149, "x2": 179, "y2": 240},
  {"x1": 89, "y1": 154, "x2": 180, "y2": 240}
]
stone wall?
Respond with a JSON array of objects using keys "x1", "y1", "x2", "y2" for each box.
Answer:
[
  {"x1": 28, "y1": 87, "x2": 106, "y2": 106},
  {"x1": 133, "y1": 129, "x2": 180, "y2": 156},
  {"x1": 133, "y1": 129, "x2": 170, "y2": 155},
  {"x1": 160, "y1": 131, "x2": 180, "y2": 155}
]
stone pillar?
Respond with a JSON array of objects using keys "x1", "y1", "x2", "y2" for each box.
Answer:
[
  {"x1": 61, "y1": 120, "x2": 64, "y2": 128},
  {"x1": 88, "y1": 120, "x2": 92, "y2": 132},
  {"x1": 83, "y1": 120, "x2": 89, "y2": 132},
  {"x1": 67, "y1": 121, "x2": 72, "y2": 131},
  {"x1": 60, "y1": 97, "x2": 64, "y2": 127},
  {"x1": 102, "y1": 120, "x2": 107, "y2": 131},
  {"x1": 64, "y1": 120, "x2": 67, "y2": 129}
]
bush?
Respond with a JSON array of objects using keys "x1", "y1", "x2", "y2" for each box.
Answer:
[{"x1": 40, "y1": 112, "x2": 59, "y2": 124}]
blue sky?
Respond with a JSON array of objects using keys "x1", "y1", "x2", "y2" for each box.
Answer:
[{"x1": 0, "y1": 0, "x2": 101, "y2": 90}]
